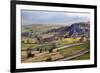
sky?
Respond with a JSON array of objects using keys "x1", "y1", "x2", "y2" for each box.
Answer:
[{"x1": 21, "y1": 10, "x2": 90, "y2": 25}]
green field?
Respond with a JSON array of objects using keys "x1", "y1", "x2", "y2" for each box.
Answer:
[
  {"x1": 21, "y1": 41, "x2": 90, "y2": 63},
  {"x1": 21, "y1": 37, "x2": 83, "y2": 50},
  {"x1": 71, "y1": 52, "x2": 90, "y2": 60},
  {"x1": 59, "y1": 43, "x2": 89, "y2": 57}
]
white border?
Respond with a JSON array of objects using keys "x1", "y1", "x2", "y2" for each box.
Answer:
[{"x1": 16, "y1": 5, "x2": 94, "y2": 69}]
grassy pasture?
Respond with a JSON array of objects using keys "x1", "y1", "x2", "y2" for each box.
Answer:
[
  {"x1": 59, "y1": 43, "x2": 89, "y2": 57},
  {"x1": 22, "y1": 52, "x2": 63, "y2": 63},
  {"x1": 22, "y1": 42, "x2": 90, "y2": 62},
  {"x1": 56, "y1": 37, "x2": 81, "y2": 47},
  {"x1": 71, "y1": 52, "x2": 90, "y2": 60}
]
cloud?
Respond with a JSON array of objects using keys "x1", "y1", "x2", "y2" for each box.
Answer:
[{"x1": 21, "y1": 10, "x2": 90, "y2": 25}]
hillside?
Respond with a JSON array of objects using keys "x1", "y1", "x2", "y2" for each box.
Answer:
[
  {"x1": 45, "y1": 22, "x2": 90, "y2": 38},
  {"x1": 21, "y1": 22, "x2": 90, "y2": 39},
  {"x1": 22, "y1": 24, "x2": 64, "y2": 37}
]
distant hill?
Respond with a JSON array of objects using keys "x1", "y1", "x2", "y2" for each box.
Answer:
[
  {"x1": 21, "y1": 22, "x2": 90, "y2": 38},
  {"x1": 45, "y1": 26, "x2": 69, "y2": 33},
  {"x1": 21, "y1": 24, "x2": 64, "y2": 37},
  {"x1": 45, "y1": 22, "x2": 90, "y2": 38},
  {"x1": 66, "y1": 22, "x2": 90, "y2": 37}
]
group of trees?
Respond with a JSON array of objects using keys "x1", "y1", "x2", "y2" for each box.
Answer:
[
  {"x1": 21, "y1": 39, "x2": 34, "y2": 44},
  {"x1": 36, "y1": 43, "x2": 57, "y2": 53},
  {"x1": 79, "y1": 35, "x2": 88, "y2": 42},
  {"x1": 26, "y1": 43, "x2": 57, "y2": 58}
]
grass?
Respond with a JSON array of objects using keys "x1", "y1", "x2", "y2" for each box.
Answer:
[
  {"x1": 57, "y1": 37, "x2": 81, "y2": 47},
  {"x1": 22, "y1": 52, "x2": 60, "y2": 62},
  {"x1": 59, "y1": 43, "x2": 89, "y2": 57},
  {"x1": 21, "y1": 42, "x2": 57, "y2": 51},
  {"x1": 21, "y1": 36, "x2": 90, "y2": 62},
  {"x1": 22, "y1": 43, "x2": 90, "y2": 62},
  {"x1": 71, "y1": 52, "x2": 90, "y2": 60},
  {"x1": 21, "y1": 43, "x2": 39, "y2": 50},
  {"x1": 21, "y1": 42, "x2": 90, "y2": 62}
]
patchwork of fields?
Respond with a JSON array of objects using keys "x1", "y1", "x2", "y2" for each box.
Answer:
[
  {"x1": 21, "y1": 43, "x2": 90, "y2": 63},
  {"x1": 21, "y1": 23, "x2": 90, "y2": 63}
]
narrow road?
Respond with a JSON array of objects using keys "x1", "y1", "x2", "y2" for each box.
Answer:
[{"x1": 58, "y1": 49, "x2": 89, "y2": 61}]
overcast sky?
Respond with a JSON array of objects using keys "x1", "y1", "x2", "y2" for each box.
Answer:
[{"x1": 21, "y1": 10, "x2": 90, "y2": 25}]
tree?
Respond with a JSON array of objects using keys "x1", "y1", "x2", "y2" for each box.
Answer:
[
  {"x1": 48, "y1": 43, "x2": 57, "y2": 53},
  {"x1": 27, "y1": 39, "x2": 30, "y2": 43},
  {"x1": 27, "y1": 48, "x2": 34, "y2": 58},
  {"x1": 21, "y1": 40, "x2": 25, "y2": 43},
  {"x1": 40, "y1": 49, "x2": 42, "y2": 53},
  {"x1": 36, "y1": 48, "x2": 40, "y2": 51},
  {"x1": 49, "y1": 49, "x2": 53, "y2": 53},
  {"x1": 79, "y1": 35, "x2": 85, "y2": 42}
]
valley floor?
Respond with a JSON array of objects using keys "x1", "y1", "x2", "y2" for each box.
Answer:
[{"x1": 21, "y1": 41, "x2": 90, "y2": 63}]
